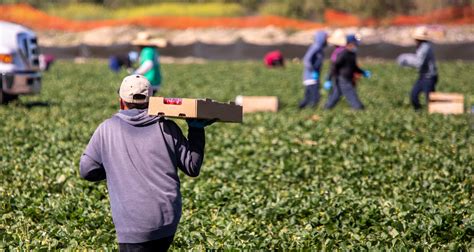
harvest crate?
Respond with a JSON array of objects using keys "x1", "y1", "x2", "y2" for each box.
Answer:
[
  {"x1": 235, "y1": 95, "x2": 279, "y2": 113},
  {"x1": 148, "y1": 97, "x2": 243, "y2": 123},
  {"x1": 428, "y1": 92, "x2": 464, "y2": 115}
]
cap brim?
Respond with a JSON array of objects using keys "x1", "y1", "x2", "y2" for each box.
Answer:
[{"x1": 130, "y1": 99, "x2": 149, "y2": 104}]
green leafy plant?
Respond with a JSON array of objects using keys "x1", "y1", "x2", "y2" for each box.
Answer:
[{"x1": 0, "y1": 60, "x2": 472, "y2": 250}]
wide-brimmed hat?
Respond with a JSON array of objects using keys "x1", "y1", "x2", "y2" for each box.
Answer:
[
  {"x1": 327, "y1": 29, "x2": 346, "y2": 47},
  {"x1": 131, "y1": 32, "x2": 167, "y2": 47},
  {"x1": 412, "y1": 26, "x2": 431, "y2": 41}
]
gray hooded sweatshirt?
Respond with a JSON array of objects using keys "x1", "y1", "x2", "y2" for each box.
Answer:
[
  {"x1": 302, "y1": 31, "x2": 328, "y2": 85},
  {"x1": 403, "y1": 41, "x2": 438, "y2": 78},
  {"x1": 79, "y1": 109, "x2": 205, "y2": 243}
]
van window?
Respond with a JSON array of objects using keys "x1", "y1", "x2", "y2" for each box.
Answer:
[{"x1": 17, "y1": 33, "x2": 30, "y2": 59}]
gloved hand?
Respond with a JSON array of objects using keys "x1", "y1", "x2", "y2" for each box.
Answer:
[
  {"x1": 311, "y1": 71, "x2": 319, "y2": 80},
  {"x1": 186, "y1": 119, "x2": 216, "y2": 129},
  {"x1": 363, "y1": 70, "x2": 372, "y2": 78},
  {"x1": 323, "y1": 80, "x2": 332, "y2": 90},
  {"x1": 397, "y1": 53, "x2": 416, "y2": 67}
]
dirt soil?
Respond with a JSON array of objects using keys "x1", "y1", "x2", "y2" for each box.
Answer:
[{"x1": 37, "y1": 25, "x2": 474, "y2": 47}]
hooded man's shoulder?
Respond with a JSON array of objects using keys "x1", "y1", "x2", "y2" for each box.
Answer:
[
  {"x1": 106, "y1": 113, "x2": 123, "y2": 124},
  {"x1": 85, "y1": 118, "x2": 114, "y2": 140},
  {"x1": 93, "y1": 116, "x2": 120, "y2": 132}
]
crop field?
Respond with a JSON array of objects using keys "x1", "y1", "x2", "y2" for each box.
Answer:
[
  {"x1": 44, "y1": 3, "x2": 245, "y2": 20},
  {"x1": 1, "y1": 60, "x2": 473, "y2": 250}
]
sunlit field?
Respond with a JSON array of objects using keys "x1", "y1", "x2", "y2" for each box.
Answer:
[{"x1": 1, "y1": 60, "x2": 472, "y2": 250}]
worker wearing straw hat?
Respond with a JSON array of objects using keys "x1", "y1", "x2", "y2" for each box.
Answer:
[
  {"x1": 398, "y1": 26, "x2": 438, "y2": 110},
  {"x1": 132, "y1": 32, "x2": 167, "y2": 95}
]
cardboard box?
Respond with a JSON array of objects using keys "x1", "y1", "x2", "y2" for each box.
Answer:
[
  {"x1": 428, "y1": 92, "x2": 464, "y2": 115},
  {"x1": 235, "y1": 95, "x2": 279, "y2": 113},
  {"x1": 148, "y1": 97, "x2": 243, "y2": 123}
]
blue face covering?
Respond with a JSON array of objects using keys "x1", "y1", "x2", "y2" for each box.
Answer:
[{"x1": 347, "y1": 45, "x2": 358, "y2": 53}]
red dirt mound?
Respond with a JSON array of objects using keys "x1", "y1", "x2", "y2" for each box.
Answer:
[
  {"x1": 325, "y1": 6, "x2": 473, "y2": 27},
  {"x1": 0, "y1": 4, "x2": 472, "y2": 32},
  {"x1": 0, "y1": 4, "x2": 324, "y2": 31}
]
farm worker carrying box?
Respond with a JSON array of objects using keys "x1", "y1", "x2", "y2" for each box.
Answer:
[
  {"x1": 324, "y1": 34, "x2": 372, "y2": 110},
  {"x1": 132, "y1": 32, "x2": 167, "y2": 95},
  {"x1": 299, "y1": 31, "x2": 328, "y2": 109},
  {"x1": 80, "y1": 75, "x2": 214, "y2": 250},
  {"x1": 397, "y1": 26, "x2": 439, "y2": 111}
]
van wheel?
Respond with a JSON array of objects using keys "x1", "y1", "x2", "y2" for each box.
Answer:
[
  {"x1": 0, "y1": 90, "x2": 18, "y2": 104},
  {"x1": 6, "y1": 94, "x2": 18, "y2": 103}
]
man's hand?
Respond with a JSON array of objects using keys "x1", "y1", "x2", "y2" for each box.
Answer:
[{"x1": 186, "y1": 119, "x2": 217, "y2": 129}]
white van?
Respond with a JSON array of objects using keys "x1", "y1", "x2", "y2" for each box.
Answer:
[{"x1": 0, "y1": 21, "x2": 41, "y2": 104}]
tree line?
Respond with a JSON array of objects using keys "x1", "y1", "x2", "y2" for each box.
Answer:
[{"x1": 4, "y1": 0, "x2": 473, "y2": 20}]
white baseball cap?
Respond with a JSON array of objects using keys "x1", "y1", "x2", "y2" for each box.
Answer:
[{"x1": 119, "y1": 75, "x2": 152, "y2": 104}]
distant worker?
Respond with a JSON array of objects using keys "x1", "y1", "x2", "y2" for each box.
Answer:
[
  {"x1": 298, "y1": 31, "x2": 328, "y2": 109},
  {"x1": 324, "y1": 34, "x2": 371, "y2": 110},
  {"x1": 132, "y1": 32, "x2": 167, "y2": 95},
  {"x1": 264, "y1": 50, "x2": 284, "y2": 67},
  {"x1": 324, "y1": 29, "x2": 347, "y2": 91},
  {"x1": 80, "y1": 75, "x2": 214, "y2": 251},
  {"x1": 397, "y1": 26, "x2": 438, "y2": 111},
  {"x1": 38, "y1": 54, "x2": 55, "y2": 71},
  {"x1": 108, "y1": 51, "x2": 138, "y2": 73}
]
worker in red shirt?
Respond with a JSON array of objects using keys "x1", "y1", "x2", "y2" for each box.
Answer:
[{"x1": 264, "y1": 50, "x2": 284, "y2": 68}]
